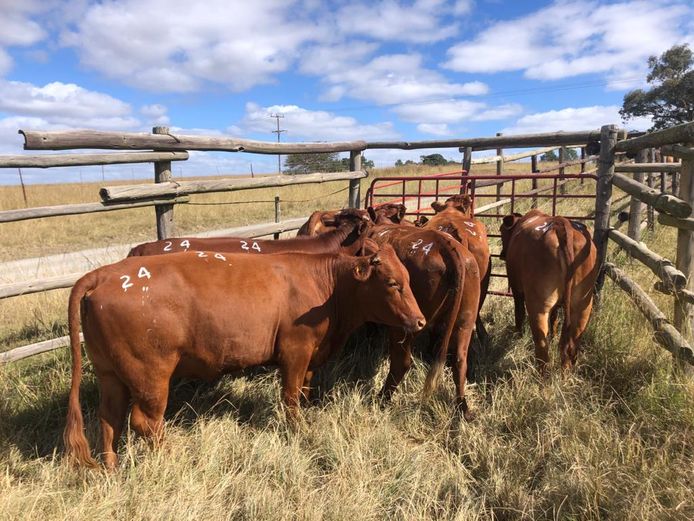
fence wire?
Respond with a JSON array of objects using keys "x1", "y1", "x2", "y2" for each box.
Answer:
[{"x1": 186, "y1": 185, "x2": 350, "y2": 206}]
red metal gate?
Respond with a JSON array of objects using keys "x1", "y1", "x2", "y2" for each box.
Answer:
[{"x1": 365, "y1": 170, "x2": 598, "y2": 296}]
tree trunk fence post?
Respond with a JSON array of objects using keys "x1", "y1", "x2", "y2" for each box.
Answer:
[
  {"x1": 627, "y1": 149, "x2": 648, "y2": 240},
  {"x1": 531, "y1": 154, "x2": 538, "y2": 209},
  {"x1": 153, "y1": 126, "x2": 176, "y2": 239},
  {"x1": 348, "y1": 150, "x2": 362, "y2": 208},
  {"x1": 495, "y1": 132, "x2": 503, "y2": 202},
  {"x1": 674, "y1": 140, "x2": 694, "y2": 375},
  {"x1": 273, "y1": 195, "x2": 281, "y2": 240},
  {"x1": 559, "y1": 146, "x2": 566, "y2": 194},
  {"x1": 580, "y1": 146, "x2": 586, "y2": 184},
  {"x1": 461, "y1": 146, "x2": 472, "y2": 195},
  {"x1": 594, "y1": 124, "x2": 618, "y2": 294}
]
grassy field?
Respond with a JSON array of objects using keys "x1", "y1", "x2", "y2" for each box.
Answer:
[{"x1": 1, "y1": 163, "x2": 693, "y2": 520}]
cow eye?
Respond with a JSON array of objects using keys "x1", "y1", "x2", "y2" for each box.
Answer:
[{"x1": 387, "y1": 280, "x2": 399, "y2": 288}]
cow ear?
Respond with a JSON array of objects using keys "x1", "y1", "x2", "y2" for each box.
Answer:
[
  {"x1": 501, "y1": 214, "x2": 517, "y2": 229},
  {"x1": 321, "y1": 213, "x2": 336, "y2": 226},
  {"x1": 353, "y1": 258, "x2": 374, "y2": 281},
  {"x1": 396, "y1": 204, "x2": 406, "y2": 222},
  {"x1": 415, "y1": 215, "x2": 428, "y2": 227},
  {"x1": 367, "y1": 206, "x2": 377, "y2": 222},
  {"x1": 431, "y1": 201, "x2": 446, "y2": 213}
]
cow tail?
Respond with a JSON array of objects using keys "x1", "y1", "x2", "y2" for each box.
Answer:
[
  {"x1": 63, "y1": 271, "x2": 99, "y2": 468},
  {"x1": 423, "y1": 235, "x2": 466, "y2": 398},
  {"x1": 555, "y1": 218, "x2": 575, "y2": 333}
]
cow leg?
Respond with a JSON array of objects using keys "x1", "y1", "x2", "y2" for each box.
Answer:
[
  {"x1": 97, "y1": 373, "x2": 130, "y2": 470},
  {"x1": 129, "y1": 378, "x2": 170, "y2": 444},
  {"x1": 280, "y1": 353, "x2": 312, "y2": 423},
  {"x1": 527, "y1": 310, "x2": 551, "y2": 374},
  {"x1": 513, "y1": 293, "x2": 526, "y2": 332},
  {"x1": 451, "y1": 325, "x2": 475, "y2": 422},
  {"x1": 560, "y1": 295, "x2": 594, "y2": 371},
  {"x1": 379, "y1": 329, "x2": 414, "y2": 403},
  {"x1": 549, "y1": 305, "x2": 561, "y2": 340},
  {"x1": 301, "y1": 370, "x2": 314, "y2": 404}
]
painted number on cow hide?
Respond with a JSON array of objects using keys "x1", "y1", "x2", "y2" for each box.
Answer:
[
  {"x1": 410, "y1": 239, "x2": 435, "y2": 255},
  {"x1": 120, "y1": 275, "x2": 134, "y2": 292},
  {"x1": 163, "y1": 241, "x2": 173, "y2": 252},
  {"x1": 164, "y1": 239, "x2": 191, "y2": 252},
  {"x1": 240, "y1": 240, "x2": 261, "y2": 252},
  {"x1": 138, "y1": 267, "x2": 151, "y2": 279}
]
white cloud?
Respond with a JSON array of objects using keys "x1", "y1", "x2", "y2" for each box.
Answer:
[
  {"x1": 0, "y1": 80, "x2": 139, "y2": 129},
  {"x1": 336, "y1": 0, "x2": 460, "y2": 44},
  {"x1": 502, "y1": 105, "x2": 652, "y2": 135},
  {"x1": 238, "y1": 102, "x2": 399, "y2": 141},
  {"x1": 0, "y1": 1, "x2": 49, "y2": 76},
  {"x1": 445, "y1": 0, "x2": 693, "y2": 84},
  {"x1": 62, "y1": 0, "x2": 326, "y2": 92},
  {"x1": 306, "y1": 51, "x2": 489, "y2": 105},
  {"x1": 394, "y1": 99, "x2": 522, "y2": 125},
  {"x1": 452, "y1": 0, "x2": 473, "y2": 15},
  {"x1": 417, "y1": 123, "x2": 452, "y2": 136},
  {"x1": 141, "y1": 104, "x2": 170, "y2": 126}
]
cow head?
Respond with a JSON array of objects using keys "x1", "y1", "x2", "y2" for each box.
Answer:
[
  {"x1": 431, "y1": 194, "x2": 473, "y2": 217},
  {"x1": 367, "y1": 203, "x2": 408, "y2": 225},
  {"x1": 413, "y1": 215, "x2": 429, "y2": 227},
  {"x1": 499, "y1": 212, "x2": 522, "y2": 260},
  {"x1": 352, "y1": 244, "x2": 425, "y2": 333},
  {"x1": 334, "y1": 208, "x2": 373, "y2": 253}
]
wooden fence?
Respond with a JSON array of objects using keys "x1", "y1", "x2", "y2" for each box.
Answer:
[
  {"x1": 2, "y1": 122, "x2": 689, "y2": 367},
  {"x1": 593, "y1": 121, "x2": 694, "y2": 370}
]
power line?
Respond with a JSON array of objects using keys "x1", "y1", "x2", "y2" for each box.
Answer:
[{"x1": 270, "y1": 113, "x2": 286, "y2": 174}]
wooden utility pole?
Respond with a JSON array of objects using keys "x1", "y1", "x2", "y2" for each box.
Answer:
[{"x1": 270, "y1": 113, "x2": 286, "y2": 174}]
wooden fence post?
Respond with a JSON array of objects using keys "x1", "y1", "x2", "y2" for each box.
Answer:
[
  {"x1": 495, "y1": 132, "x2": 503, "y2": 202},
  {"x1": 531, "y1": 154, "x2": 538, "y2": 208},
  {"x1": 559, "y1": 146, "x2": 566, "y2": 194},
  {"x1": 273, "y1": 195, "x2": 281, "y2": 240},
  {"x1": 152, "y1": 126, "x2": 175, "y2": 239},
  {"x1": 674, "y1": 141, "x2": 694, "y2": 375},
  {"x1": 348, "y1": 150, "x2": 362, "y2": 208},
  {"x1": 646, "y1": 171, "x2": 655, "y2": 231},
  {"x1": 461, "y1": 146, "x2": 472, "y2": 194},
  {"x1": 594, "y1": 124, "x2": 618, "y2": 293},
  {"x1": 580, "y1": 146, "x2": 586, "y2": 184},
  {"x1": 627, "y1": 149, "x2": 648, "y2": 240}
]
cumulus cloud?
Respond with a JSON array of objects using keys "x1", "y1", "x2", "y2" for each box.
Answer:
[
  {"x1": 62, "y1": 0, "x2": 326, "y2": 93},
  {"x1": 393, "y1": 99, "x2": 522, "y2": 126},
  {"x1": 445, "y1": 0, "x2": 693, "y2": 86},
  {"x1": 417, "y1": 123, "x2": 452, "y2": 136},
  {"x1": 304, "y1": 51, "x2": 489, "y2": 105},
  {"x1": 237, "y1": 102, "x2": 399, "y2": 141},
  {"x1": 0, "y1": 80, "x2": 139, "y2": 129},
  {"x1": 0, "y1": 1, "x2": 50, "y2": 76},
  {"x1": 141, "y1": 104, "x2": 170, "y2": 126},
  {"x1": 502, "y1": 105, "x2": 652, "y2": 135},
  {"x1": 336, "y1": 0, "x2": 462, "y2": 44}
]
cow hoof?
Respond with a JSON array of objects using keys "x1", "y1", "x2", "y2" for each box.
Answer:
[{"x1": 463, "y1": 409, "x2": 476, "y2": 422}]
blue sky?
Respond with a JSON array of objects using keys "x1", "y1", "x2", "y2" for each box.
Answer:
[{"x1": 0, "y1": 0, "x2": 692, "y2": 184}]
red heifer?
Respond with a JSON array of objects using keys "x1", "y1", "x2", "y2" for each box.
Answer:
[
  {"x1": 128, "y1": 209, "x2": 371, "y2": 257},
  {"x1": 500, "y1": 209, "x2": 598, "y2": 372},
  {"x1": 424, "y1": 195, "x2": 491, "y2": 346},
  {"x1": 368, "y1": 225, "x2": 480, "y2": 419},
  {"x1": 64, "y1": 246, "x2": 424, "y2": 468}
]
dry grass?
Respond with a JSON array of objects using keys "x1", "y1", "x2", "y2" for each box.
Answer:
[{"x1": 1, "y1": 162, "x2": 693, "y2": 520}]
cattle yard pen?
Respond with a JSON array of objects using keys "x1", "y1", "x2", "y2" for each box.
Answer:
[{"x1": 2, "y1": 122, "x2": 694, "y2": 372}]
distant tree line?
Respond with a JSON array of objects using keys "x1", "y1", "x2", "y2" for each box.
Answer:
[{"x1": 283, "y1": 152, "x2": 374, "y2": 174}]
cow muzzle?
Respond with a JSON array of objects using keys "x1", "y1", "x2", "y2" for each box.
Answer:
[{"x1": 407, "y1": 316, "x2": 426, "y2": 333}]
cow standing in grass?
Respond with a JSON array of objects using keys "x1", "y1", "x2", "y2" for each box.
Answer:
[
  {"x1": 500, "y1": 209, "x2": 598, "y2": 372},
  {"x1": 64, "y1": 246, "x2": 424, "y2": 468}
]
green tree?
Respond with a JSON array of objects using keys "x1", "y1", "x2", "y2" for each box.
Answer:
[
  {"x1": 620, "y1": 44, "x2": 694, "y2": 130},
  {"x1": 394, "y1": 159, "x2": 404, "y2": 167},
  {"x1": 420, "y1": 153, "x2": 449, "y2": 166},
  {"x1": 284, "y1": 152, "x2": 342, "y2": 174},
  {"x1": 540, "y1": 150, "x2": 558, "y2": 162}
]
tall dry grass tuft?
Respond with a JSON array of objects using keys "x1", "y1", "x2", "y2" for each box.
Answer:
[{"x1": 1, "y1": 163, "x2": 693, "y2": 519}]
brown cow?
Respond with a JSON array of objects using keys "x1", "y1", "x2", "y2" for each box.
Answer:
[
  {"x1": 64, "y1": 246, "x2": 425, "y2": 468},
  {"x1": 367, "y1": 203, "x2": 415, "y2": 226},
  {"x1": 368, "y1": 224, "x2": 480, "y2": 419},
  {"x1": 128, "y1": 208, "x2": 372, "y2": 257},
  {"x1": 500, "y1": 209, "x2": 598, "y2": 372},
  {"x1": 424, "y1": 195, "x2": 491, "y2": 345}
]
